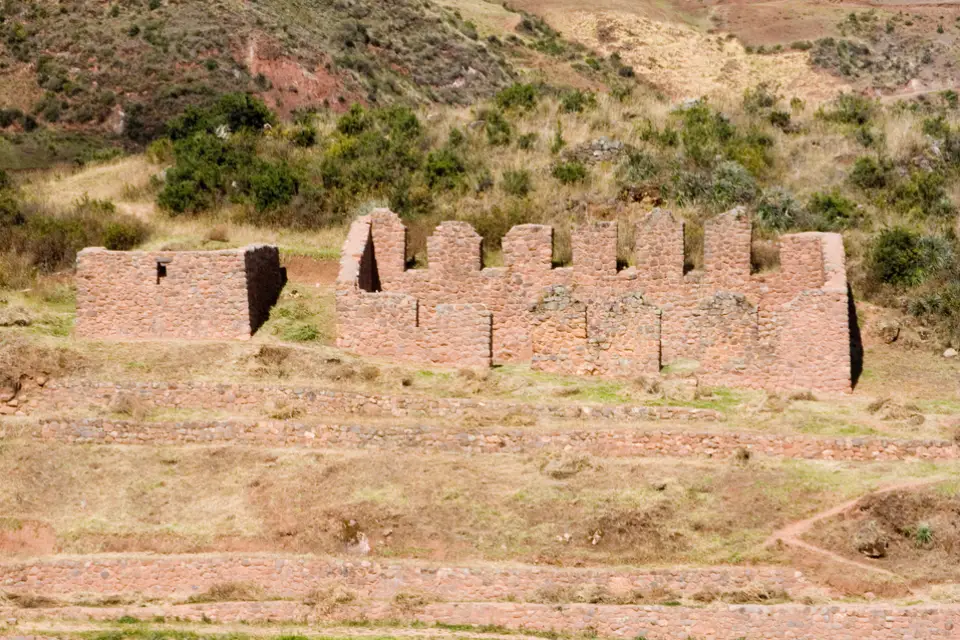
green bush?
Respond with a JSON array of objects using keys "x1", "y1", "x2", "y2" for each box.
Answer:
[
  {"x1": 756, "y1": 187, "x2": 804, "y2": 231},
  {"x1": 166, "y1": 93, "x2": 276, "y2": 140},
  {"x1": 290, "y1": 124, "x2": 318, "y2": 148},
  {"x1": 158, "y1": 132, "x2": 255, "y2": 214},
  {"x1": 893, "y1": 170, "x2": 956, "y2": 218},
  {"x1": 3, "y1": 196, "x2": 149, "y2": 274},
  {"x1": 479, "y1": 109, "x2": 512, "y2": 146},
  {"x1": 560, "y1": 89, "x2": 596, "y2": 113},
  {"x1": 250, "y1": 161, "x2": 299, "y2": 212},
  {"x1": 808, "y1": 189, "x2": 858, "y2": 229},
  {"x1": 517, "y1": 132, "x2": 538, "y2": 150},
  {"x1": 849, "y1": 156, "x2": 890, "y2": 190},
  {"x1": 495, "y1": 83, "x2": 539, "y2": 112},
  {"x1": 102, "y1": 218, "x2": 149, "y2": 250},
  {"x1": 616, "y1": 150, "x2": 658, "y2": 184},
  {"x1": 424, "y1": 148, "x2": 466, "y2": 190},
  {"x1": 551, "y1": 161, "x2": 588, "y2": 184},
  {"x1": 711, "y1": 161, "x2": 757, "y2": 208},
  {"x1": 768, "y1": 110, "x2": 792, "y2": 130},
  {"x1": 817, "y1": 93, "x2": 876, "y2": 125},
  {"x1": 743, "y1": 83, "x2": 779, "y2": 114},
  {"x1": 676, "y1": 100, "x2": 735, "y2": 167},
  {"x1": 869, "y1": 227, "x2": 928, "y2": 286},
  {"x1": 501, "y1": 169, "x2": 532, "y2": 197}
]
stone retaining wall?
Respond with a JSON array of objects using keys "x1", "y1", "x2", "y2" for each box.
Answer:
[
  {"x1": 0, "y1": 555, "x2": 826, "y2": 601},
  {"x1": 24, "y1": 380, "x2": 721, "y2": 422},
  {"x1": 2, "y1": 599, "x2": 956, "y2": 640},
  {"x1": 20, "y1": 417, "x2": 959, "y2": 461}
]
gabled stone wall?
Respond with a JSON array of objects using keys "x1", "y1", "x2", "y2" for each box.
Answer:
[
  {"x1": 76, "y1": 245, "x2": 284, "y2": 340},
  {"x1": 336, "y1": 209, "x2": 852, "y2": 391}
]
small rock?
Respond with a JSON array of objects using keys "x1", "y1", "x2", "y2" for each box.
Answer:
[
  {"x1": 944, "y1": 348, "x2": 958, "y2": 359},
  {"x1": 0, "y1": 306, "x2": 32, "y2": 327}
]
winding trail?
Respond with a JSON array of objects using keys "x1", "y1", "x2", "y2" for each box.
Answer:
[{"x1": 764, "y1": 475, "x2": 949, "y2": 578}]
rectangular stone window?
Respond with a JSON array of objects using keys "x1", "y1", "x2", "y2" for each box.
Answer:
[{"x1": 156, "y1": 258, "x2": 172, "y2": 284}]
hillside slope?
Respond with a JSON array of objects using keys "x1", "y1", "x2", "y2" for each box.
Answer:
[{"x1": 0, "y1": 0, "x2": 516, "y2": 141}]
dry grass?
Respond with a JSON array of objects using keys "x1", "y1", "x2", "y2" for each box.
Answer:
[
  {"x1": 0, "y1": 440, "x2": 953, "y2": 566},
  {"x1": 185, "y1": 581, "x2": 265, "y2": 604}
]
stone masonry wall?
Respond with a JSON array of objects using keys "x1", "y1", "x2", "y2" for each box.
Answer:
[
  {"x1": 2, "y1": 597, "x2": 955, "y2": 640},
  {"x1": 21, "y1": 416, "x2": 959, "y2": 462},
  {"x1": 75, "y1": 245, "x2": 284, "y2": 340},
  {"x1": 0, "y1": 555, "x2": 827, "y2": 601},
  {"x1": 336, "y1": 218, "x2": 492, "y2": 367},
  {"x1": 23, "y1": 380, "x2": 720, "y2": 422},
  {"x1": 336, "y1": 209, "x2": 852, "y2": 392}
]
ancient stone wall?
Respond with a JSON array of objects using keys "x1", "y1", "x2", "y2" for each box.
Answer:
[
  {"x1": 21, "y1": 380, "x2": 721, "y2": 422},
  {"x1": 21, "y1": 416, "x2": 959, "y2": 462},
  {"x1": 0, "y1": 555, "x2": 825, "y2": 601},
  {"x1": 1, "y1": 590, "x2": 955, "y2": 640},
  {"x1": 75, "y1": 246, "x2": 284, "y2": 340},
  {"x1": 336, "y1": 209, "x2": 852, "y2": 392}
]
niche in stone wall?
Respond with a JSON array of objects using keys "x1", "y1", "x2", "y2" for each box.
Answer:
[
  {"x1": 683, "y1": 222, "x2": 703, "y2": 274},
  {"x1": 359, "y1": 228, "x2": 382, "y2": 292},
  {"x1": 751, "y1": 236, "x2": 781, "y2": 274}
]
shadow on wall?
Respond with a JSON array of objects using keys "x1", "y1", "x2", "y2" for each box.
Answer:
[
  {"x1": 848, "y1": 283, "x2": 864, "y2": 389},
  {"x1": 246, "y1": 248, "x2": 288, "y2": 335}
]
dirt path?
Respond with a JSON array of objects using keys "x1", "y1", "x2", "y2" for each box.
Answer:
[{"x1": 764, "y1": 476, "x2": 949, "y2": 578}]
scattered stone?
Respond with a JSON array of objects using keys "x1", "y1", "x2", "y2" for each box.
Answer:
[
  {"x1": 346, "y1": 531, "x2": 371, "y2": 556},
  {"x1": 0, "y1": 306, "x2": 32, "y2": 327},
  {"x1": 944, "y1": 348, "x2": 958, "y2": 359},
  {"x1": 855, "y1": 520, "x2": 889, "y2": 558},
  {"x1": 877, "y1": 320, "x2": 900, "y2": 344}
]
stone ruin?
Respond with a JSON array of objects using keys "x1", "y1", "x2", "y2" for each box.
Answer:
[
  {"x1": 75, "y1": 245, "x2": 285, "y2": 340},
  {"x1": 337, "y1": 208, "x2": 855, "y2": 392}
]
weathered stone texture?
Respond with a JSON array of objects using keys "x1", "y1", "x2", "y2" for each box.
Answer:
[
  {"x1": 76, "y1": 245, "x2": 284, "y2": 340},
  {"x1": 27, "y1": 380, "x2": 721, "y2": 423},
  {"x1": 0, "y1": 555, "x2": 826, "y2": 602},
  {"x1": 1, "y1": 592, "x2": 955, "y2": 640},
  {"x1": 24, "y1": 416, "x2": 960, "y2": 462},
  {"x1": 336, "y1": 208, "x2": 853, "y2": 392}
]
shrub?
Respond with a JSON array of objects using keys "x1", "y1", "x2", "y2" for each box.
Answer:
[
  {"x1": 808, "y1": 189, "x2": 858, "y2": 229},
  {"x1": 501, "y1": 169, "x2": 532, "y2": 196},
  {"x1": 480, "y1": 109, "x2": 512, "y2": 146},
  {"x1": 517, "y1": 132, "x2": 538, "y2": 150},
  {"x1": 676, "y1": 100, "x2": 735, "y2": 167},
  {"x1": 3, "y1": 196, "x2": 149, "y2": 276},
  {"x1": 560, "y1": 89, "x2": 596, "y2": 113},
  {"x1": 915, "y1": 523, "x2": 933, "y2": 547},
  {"x1": 711, "y1": 161, "x2": 757, "y2": 208},
  {"x1": 166, "y1": 93, "x2": 276, "y2": 140},
  {"x1": 756, "y1": 187, "x2": 803, "y2": 231},
  {"x1": 617, "y1": 150, "x2": 658, "y2": 184},
  {"x1": 817, "y1": 93, "x2": 876, "y2": 125},
  {"x1": 250, "y1": 161, "x2": 299, "y2": 212},
  {"x1": 768, "y1": 110, "x2": 792, "y2": 130},
  {"x1": 102, "y1": 219, "x2": 149, "y2": 250},
  {"x1": 743, "y1": 82, "x2": 779, "y2": 114},
  {"x1": 869, "y1": 227, "x2": 928, "y2": 286},
  {"x1": 495, "y1": 83, "x2": 539, "y2": 111},
  {"x1": 893, "y1": 171, "x2": 956, "y2": 218},
  {"x1": 849, "y1": 156, "x2": 890, "y2": 190},
  {"x1": 424, "y1": 148, "x2": 466, "y2": 190},
  {"x1": 552, "y1": 161, "x2": 588, "y2": 184},
  {"x1": 290, "y1": 124, "x2": 318, "y2": 148}
]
